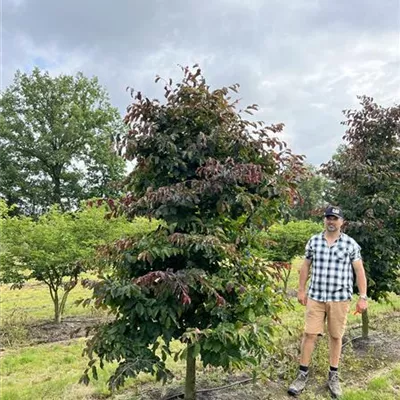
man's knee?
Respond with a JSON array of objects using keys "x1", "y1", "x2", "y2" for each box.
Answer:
[
  {"x1": 303, "y1": 332, "x2": 319, "y2": 342},
  {"x1": 329, "y1": 333, "x2": 343, "y2": 340}
]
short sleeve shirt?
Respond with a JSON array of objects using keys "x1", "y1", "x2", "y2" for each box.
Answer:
[{"x1": 305, "y1": 232, "x2": 362, "y2": 302}]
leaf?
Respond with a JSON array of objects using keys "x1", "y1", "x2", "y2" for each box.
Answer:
[{"x1": 135, "y1": 302, "x2": 144, "y2": 316}]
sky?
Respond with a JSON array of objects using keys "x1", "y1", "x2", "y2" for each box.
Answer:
[{"x1": 1, "y1": 0, "x2": 399, "y2": 165}]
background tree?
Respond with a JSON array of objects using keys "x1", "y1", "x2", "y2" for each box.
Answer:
[
  {"x1": 0, "y1": 68, "x2": 126, "y2": 215},
  {"x1": 81, "y1": 66, "x2": 305, "y2": 399},
  {"x1": 290, "y1": 164, "x2": 329, "y2": 221},
  {"x1": 323, "y1": 96, "x2": 400, "y2": 337},
  {"x1": 0, "y1": 201, "x2": 157, "y2": 323}
]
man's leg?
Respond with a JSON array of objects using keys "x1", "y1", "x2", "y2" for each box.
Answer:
[
  {"x1": 326, "y1": 301, "x2": 350, "y2": 398},
  {"x1": 329, "y1": 335, "x2": 342, "y2": 368},
  {"x1": 300, "y1": 333, "x2": 319, "y2": 366},
  {"x1": 288, "y1": 299, "x2": 325, "y2": 396}
]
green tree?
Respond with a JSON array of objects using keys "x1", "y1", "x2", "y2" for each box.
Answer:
[
  {"x1": 290, "y1": 164, "x2": 329, "y2": 221},
  {"x1": 323, "y1": 96, "x2": 400, "y2": 337},
  {"x1": 81, "y1": 66, "x2": 305, "y2": 399},
  {"x1": 0, "y1": 68, "x2": 126, "y2": 215},
  {"x1": 0, "y1": 201, "x2": 157, "y2": 323}
]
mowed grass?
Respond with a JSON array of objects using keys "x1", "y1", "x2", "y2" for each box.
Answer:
[
  {"x1": 0, "y1": 279, "x2": 102, "y2": 326},
  {"x1": 341, "y1": 365, "x2": 400, "y2": 400},
  {"x1": 1, "y1": 260, "x2": 400, "y2": 400},
  {"x1": 0, "y1": 339, "x2": 155, "y2": 400},
  {"x1": 0, "y1": 339, "x2": 188, "y2": 400}
]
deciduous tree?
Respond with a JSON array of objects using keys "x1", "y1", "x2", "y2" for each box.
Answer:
[
  {"x1": 0, "y1": 68, "x2": 125, "y2": 215},
  {"x1": 81, "y1": 66, "x2": 305, "y2": 399}
]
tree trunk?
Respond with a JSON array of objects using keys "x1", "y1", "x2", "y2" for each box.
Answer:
[
  {"x1": 59, "y1": 280, "x2": 77, "y2": 317},
  {"x1": 53, "y1": 174, "x2": 62, "y2": 208},
  {"x1": 59, "y1": 290, "x2": 70, "y2": 318},
  {"x1": 185, "y1": 344, "x2": 196, "y2": 400},
  {"x1": 52, "y1": 289, "x2": 61, "y2": 324},
  {"x1": 362, "y1": 309, "x2": 369, "y2": 339},
  {"x1": 283, "y1": 268, "x2": 291, "y2": 293}
]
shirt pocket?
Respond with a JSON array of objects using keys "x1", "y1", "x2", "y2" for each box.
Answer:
[{"x1": 334, "y1": 247, "x2": 349, "y2": 261}]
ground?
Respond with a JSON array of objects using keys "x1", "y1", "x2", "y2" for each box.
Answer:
[
  {"x1": 6, "y1": 314, "x2": 396, "y2": 400},
  {"x1": 0, "y1": 316, "x2": 105, "y2": 352}
]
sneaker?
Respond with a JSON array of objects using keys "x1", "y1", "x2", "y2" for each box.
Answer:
[
  {"x1": 288, "y1": 370, "x2": 308, "y2": 396},
  {"x1": 328, "y1": 371, "x2": 342, "y2": 398}
]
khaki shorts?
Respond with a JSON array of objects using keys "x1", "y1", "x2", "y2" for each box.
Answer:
[{"x1": 305, "y1": 298, "x2": 350, "y2": 339}]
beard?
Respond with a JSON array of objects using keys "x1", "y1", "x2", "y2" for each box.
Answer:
[{"x1": 326, "y1": 224, "x2": 338, "y2": 232}]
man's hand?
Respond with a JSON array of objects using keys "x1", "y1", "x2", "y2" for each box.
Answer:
[
  {"x1": 297, "y1": 290, "x2": 308, "y2": 306},
  {"x1": 353, "y1": 298, "x2": 368, "y2": 315},
  {"x1": 297, "y1": 259, "x2": 311, "y2": 306},
  {"x1": 352, "y1": 260, "x2": 368, "y2": 315}
]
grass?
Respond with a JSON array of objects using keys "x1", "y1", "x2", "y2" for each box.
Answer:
[
  {"x1": 0, "y1": 340, "x2": 141, "y2": 400},
  {"x1": 1, "y1": 259, "x2": 400, "y2": 399},
  {"x1": 0, "y1": 279, "x2": 103, "y2": 326},
  {"x1": 340, "y1": 365, "x2": 400, "y2": 400},
  {"x1": 0, "y1": 338, "x2": 189, "y2": 400}
]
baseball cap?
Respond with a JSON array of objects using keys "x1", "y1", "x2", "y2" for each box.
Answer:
[{"x1": 324, "y1": 206, "x2": 344, "y2": 219}]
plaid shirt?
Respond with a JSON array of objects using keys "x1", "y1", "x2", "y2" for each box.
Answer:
[{"x1": 305, "y1": 232, "x2": 362, "y2": 302}]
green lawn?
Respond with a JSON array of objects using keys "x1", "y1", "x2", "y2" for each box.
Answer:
[
  {"x1": 0, "y1": 279, "x2": 102, "y2": 326},
  {"x1": 1, "y1": 340, "x2": 140, "y2": 400}
]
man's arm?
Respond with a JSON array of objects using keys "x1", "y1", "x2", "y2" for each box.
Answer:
[
  {"x1": 353, "y1": 259, "x2": 368, "y2": 313},
  {"x1": 298, "y1": 258, "x2": 312, "y2": 306}
]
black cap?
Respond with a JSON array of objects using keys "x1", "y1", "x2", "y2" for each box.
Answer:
[{"x1": 324, "y1": 206, "x2": 344, "y2": 219}]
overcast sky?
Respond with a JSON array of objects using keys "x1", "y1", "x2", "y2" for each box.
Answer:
[{"x1": 2, "y1": 0, "x2": 399, "y2": 165}]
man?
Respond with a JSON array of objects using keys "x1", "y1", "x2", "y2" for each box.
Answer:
[{"x1": 288, "y1": 206, "x2": 368, "y2": 398}]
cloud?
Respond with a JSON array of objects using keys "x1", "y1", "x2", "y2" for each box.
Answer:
[{"x1": 2, "y1": 0, "x2": 399, "y2": 165}]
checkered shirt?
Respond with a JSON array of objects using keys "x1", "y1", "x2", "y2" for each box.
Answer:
[{"x1": 305, "y1": 232, "x2": 362, "y2": 302}]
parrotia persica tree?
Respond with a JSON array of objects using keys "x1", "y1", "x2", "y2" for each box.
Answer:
[
  {"x1": 323, "y1": 96, "x2": 400, "y2": 337},
  {"x1": 81, "y1": 66, "x2": 305, "y2": 399},
  {"x1": 0, "y1": 68, "x2": 126, "y2": 215}
]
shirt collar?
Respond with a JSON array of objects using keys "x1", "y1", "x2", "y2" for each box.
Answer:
[{"x1": 321, "y1": 231, "x2": 344, "y2": 242}]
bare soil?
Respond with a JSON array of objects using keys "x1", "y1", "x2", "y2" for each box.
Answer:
[
  {"x1": 28, "y1": 316, "x2": 106, "y2": 344},
  {"x1": 0, "y1": 316, "x2": 108, "y2": 350}
]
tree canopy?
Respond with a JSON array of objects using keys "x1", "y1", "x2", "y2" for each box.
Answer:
[
  {"x1": 0, "y1": 68, "x2": 126, "y2": 215},
  {"x1": 81, "y1": 66, "x2": 305, "y2": 399}
]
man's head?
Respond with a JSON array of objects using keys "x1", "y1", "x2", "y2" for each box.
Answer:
[{"x1": 324, "y1": 206, "x2": 344, "y2": 233}]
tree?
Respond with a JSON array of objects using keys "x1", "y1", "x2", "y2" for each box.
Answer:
[
  {"x1": 290, "y1": 164, "x2": 329, "y2": 221},
  {"x1": 0, "y1": 201, "x2": 157, "y2": 323},
  {"x1": 81, "y1": 66, "x2": 305, "y2": 399},
  {"x1": 0, "y1": 68, "x2": 126, "y2": 215},
  {"x1": 323, "y1": 96, "x2": 400, "y2": 337}
]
